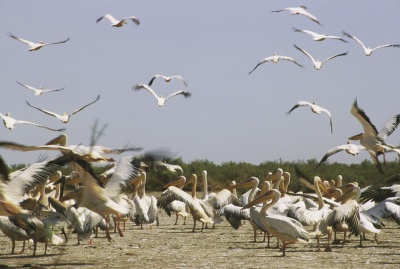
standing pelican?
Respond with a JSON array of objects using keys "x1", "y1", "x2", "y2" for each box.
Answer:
[
  {"x1": 272, "y1": 5, "x2": 322, "y2": 25},
  {"x1": 96, "y1": 14, "x2": 140, "y2": 27},
  {"x1": 26, "y1": 95, "x2": 100, "y2": 123},
  {"x1": 294, "y1": 44, "x2": 347, "y2": 70},
  {"x1": 287, "y1": 101, "x2": 333, "y2": 133},
  {"x1": 248, "y1": 53, "x2": 303, "y2": 74},
  {"x1": 133, "y1": 84, "x2": 191, "y2": 107},
  {"x1": 162, "y1": 176, "x2": 190, "y2": 225},
  {"x1": 242, "y1": 189, "x2": 310, "y2": 257},
  {"x1": 343, "y1": 31, "x2": 400, "y2": 56},
  {"x1": 0, "y1": 112, "x2": 65, "y2": 132},
  {"x1": 348, "y1": 98, "x2": 400, "y2": 172},
  {"x1": 148, "y1": 74, "x2": 188, "y2": 87},
  {"x1": 293, "y1": 28, "x2": 347, "y2": 42},
  {"x1": 16, "y1": 81, "x2": 65, "y2": 96},
  {"x1": 8, "y1": 33, "x2": 70, "y2": 51}
]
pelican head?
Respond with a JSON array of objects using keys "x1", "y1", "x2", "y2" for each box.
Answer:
[
  {"x1": 348, "y1": 132, "x2": 364, "y2": 141},
  {"x1": 163, "y1": 176, "x2": 186, "y2": 189},
  {"x1": 242, "y1": 189, "x2": 280, "y2": 210}
]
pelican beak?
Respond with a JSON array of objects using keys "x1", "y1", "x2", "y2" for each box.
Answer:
[
  {"x1": 348, "y1": 132, "x2": 364, "y2": 140},
  {"x1": 242, "y1": 190, "x2": 274, "y2": 209},
  {"x1": 228, "y1": 177, "x2": 255, "y2": 190},
  {"x1": 183, "y1": 174, "x2": 196, "y2": 186},
  {"x1": 132, "y1": 173, "x2": 146, "y2": 186},
  {"x1": 264, "y1": 169, "x2": 282, "y2": 182},
  {"x1": 163, "y1": 177, "x2": 185, "y2": 188}
]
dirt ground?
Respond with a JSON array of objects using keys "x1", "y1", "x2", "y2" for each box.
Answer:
[{"x1": 0, "y1": 193, "x2": 400, "y2": 269}]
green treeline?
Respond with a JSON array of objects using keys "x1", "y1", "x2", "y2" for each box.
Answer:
[{"x1": 10, "y1": 157, "x2": 399, "y2": 193}]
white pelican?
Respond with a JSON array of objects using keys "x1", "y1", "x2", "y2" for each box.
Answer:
[
  {"x1": 342, "y1": 31, "x2": 400, "y2": 56},
  {"x1": 201, "y1": 170, "x2": 216, "y2": 200},
  {"x1": 26, "y1": 95, "x2": 100, "y2": 123},
  {"x1": 242, "y1": 189, "x2": 310, "y2": 257},
  {"x1": 0, "y1": 134, "x2": 142, "y2": 163},
  {"x1": 248, "y1": 53, "x2": 303, "y2": 74},
  {"x1": 16, "y1": 81, "x2": 65, "y2": 96},
  {"x1": 133, "y1": 84, "x2": 191, "y2": 107},
  {"x1": 294, "y1": 44, "x2": 347, "y2": 70},
  {"x1": 348, "y1": 98, "x2": 400, "y2": 172},
  {"x1": 317, "y1": 141, "x2": 373, "y2": 167},
  {"x1": 162, "y1": 176, "x2": 190, "y2": 225},
  {"x1": 293, "y1": 28, "x2": 347, "y2": 42},
  {"x1": 96, "y1": 14, "x2": 140, "y2": 27},
  {"x1": 152, "y1": 160, "x2": 183, "y2": 175},
  {"x1": 272, "y1": 5, "x2": 322, "y2": 25},
  {"x1": 0, "y1": 112, "x2": 65, "y2": 132},
  {"x1": 8, "y1": 33, "x2": 70, "y2": 51},
  {"x1": 157, "y1": 174, "x2": 214, "y2": 232},
  {"x1": 148, "y1": 74, "x2": 188, "y2": 87},
  {"x1": 287, "y1": 101, "x2": 333, "y2": 133},
  {"x1": 0, "y1": 216, "x2": 30, "y2": 254}
]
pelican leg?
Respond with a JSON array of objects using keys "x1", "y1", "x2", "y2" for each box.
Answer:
[
  {"x1": 281, "y1": 242, "x2": 287, "y2": 257},
  {"x1": 263, "y1": 232, "x2": 266, "y2": 243},
  {"x1": 183, "y1": 216, "x2": 186, "y2": 225},
  {"x1": 61, "y1": 227, "x2": 68, "y2": 243},
  {"x1": 332, "y1": 231, "x2": 340, "y2": 244},
  {"x1": 174, "y1": 213, "x2": 179, "y2": 225},
  {"x1": 324, "y1": 232, "x2": 333, "y2": 252},
  {"x1": 374, "y1": 233, "x2": 380, "y2": 244},
  {"x1": 113, "y1": 215, "x2": 117, "y2": 233},
  {"x1": 267, "y1": 233, "x2": 271, "y2": 248},
  {"x1": 201, "y1": 222, "x2": 205, "y2": 232},
  {"x1": 115, "y1": 214, "x2": 124, "y2": 237},
  {"x1": 19, "y1": 240, "x2": 26, "y2": 254},
  {"x1": 11, "y1": 239, "x2": 15, "y2": 254},
  {"x1": 104, "y1": 216, "x2": 112, "y2": 242},
  {"x1": 44, "y1": 241, "x2": 48, "y2": 255},
  {"x1": 359, "y1": 235, "x2": 363, "y2": 247},
  {"x1": 253, "y1": 229, "x2": 257, "y2": 242},
  {"x1": 33, "y1": 240, "x2": 37, "y2": 256},
  {"x1": 192, "y1": 220, "x2": 196, "y2": 232},
  {"x1": 316, "y1": 235, "x2": 321, "y2": 251}
]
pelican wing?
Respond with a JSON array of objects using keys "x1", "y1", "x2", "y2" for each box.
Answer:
[
  {"x1": 165, "y1": 90, "x2": 191, "y2": 100},
  {"x1": 372, "y1": 44, "x2": 400, "y2": 51},
  {"x1": 351, "y1": 99, "x2": 379, "y2": 137},
  {"x1": 342, "y1": 31, "x2": 367, "y2": 50},
  {"x1": 45, "y1": 38, "x2": 70, "y2": 46},
  {"x1": 287, "y1": 101, "x2": 312, "y2": 114},
  {"x1": 217, "y1": 204, "x2": 250, "y2": 229},
  {"x1": 8, "y1": 33, "x2": 34, "y2": 46},
  {"x1": 16, "y1": 81, "x2": 36, "y2": 92},
  {"x1": 317, "y1": 145, "x2": 348, "y2": 167},
  {"x1": 319, "y1": 107, "x2": 333, "y2": 133},
  {"x1": 294, "y1": 44, "x2": 316, "y2": 63},
  {"x1": 133, "y1": 84, "x2": 160, "y2": 100},
  {"x1": 122, "y1": 16, "x2": 140, "y2": 25},
  {"x1": 322, "y1": 52, "x2": 348, "y2": 64},
  {"x1": 26, "y1": 101, "x2": 63, "y2": 120},
  {"x1": 279, "y1": 56, "x2": 304, "y2": 67},
  {"x1": 157, "y1": 186, "x2": 195, "y2": 216},
  {"x1": 359, "y1": 187, "x2": 398, "y2": 204},
  {"x1": 71, "y1": 95, "x2": 100, "y2": 116},
  {"x1": 368, "y1": 151, "x2": 384, "y2": 174},
  {"x1": 378, "y1": 114, "x2": 400, "y2": 140},
  {"x1": 248, "y1": 57, "x2": 273, "y2": 74},
  {"x1": 266, "y1": 215, "x2": 310, "y2": 242},
  {"x1": 13, "y1": 119, "x2": 65, "y2": 132}
]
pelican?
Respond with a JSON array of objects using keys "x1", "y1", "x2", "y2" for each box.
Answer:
[
  {"x1": 16, "y1": 81, "x2": 65, "y2": 96},
  {"x1": 0, "y1": 216, "x2": 30, "y2": 254},
  {"x1": 317, "y1": 141, "x2": 373, "y2": 167},
  {"x1": 201, "y1": 170, "x2": 216, "y2": 200},
  {"x1": 133, "y1": 84, "x2": 191, "y2": 107},
  {"x1": 96, "y1": 14, "x2": 140, "y2": 27},
  {"x1": 248, "y1": 53, "x2": 303, "y2": 74},
  {"x1": 293, "y1": 28, "x2": 347, "y2": 42},
  {"x1": 148, "y1": 74, "x2": 188, "y2": 87},
  {"x1": 242, "y1": 189, "x2": 310, "y2": 257},
  {"x1": 8, "y1": 33, "x2": 70, "y2": 51},
  {"x1": 342, "y1": 31, "x2": 400, "y2": 56},
  {"x1": 0, "y1": 112, "x2": 65, "y2": 132},
  {"x1": 0, "y1": 134, "x2": 142, "y2": 163},
  {"x1": 272, "y1": 5, "x2": 322, "y2": 25},
  {"x1": 162, "y1": 176, "x2": 190, "y2": 225},
  {"x1": 26, "y1": 95, "x2": 100, "y2": 123},
  {"x1": 294, "y1": 44, "x2": 347, "y2": 70},
  {"x1": 348, "y1": 98, "x2": 400, "y2": 172},
  {"x1": 287, "y1": 101, "x2": 333, "y2": 133},
  {"x1": 157, "y1": 174, "x2": 214, "y2": 232},
  {"x1": 152, "y1": 160, "x2": 183, "y2": 175}
]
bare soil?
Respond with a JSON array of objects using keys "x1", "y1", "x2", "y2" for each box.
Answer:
[{"x1": 0, "y1": 193, "x2": 399, "y2": 269}]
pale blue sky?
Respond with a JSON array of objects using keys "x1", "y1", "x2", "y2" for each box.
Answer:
[{"x1": 1, "y1": 1, "x2": 399, "y2": 167}]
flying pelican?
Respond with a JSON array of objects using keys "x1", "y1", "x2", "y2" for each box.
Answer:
[
  {"x1": 342, "y1": 31, "x2": 400, "y2": 56},
  {"x1": 293, "y1": 28, "x2": 347, "y2": 42},
  {"x1": 0, "y1": 112, "x2": 65, "y2": 132},
  {"x1": 133, "y1": 84, "x2": 191, "y2": 107},
  {"x1": 0, "y1": 134, "x2": 142, "y2": 163},
  {"x1": 272, "y1": 5, "x2": 322, "y2": 25},
  {"x1": 26, "y1": 94, "x2": 100, "y2": 123},
  {"x1": 317, "y1": 141, "x2": 374, "y2": 167},
  {"x1": 242, "y1": 189, "x2": 310, "y2": 257},
  {"x1": 16, "y1": 81, "x2": 65, "y2": 96},
  {"x1": 8, "y1": 33, "x2": 70, "y2": 51},
  {"x1": 152, "y1": 160, "x2": 183, "y2": 175},
  {"x1": 348, "y1": 98, "x2": 400, "y2": 172},
  {"x1": 294, "y1": 44, "x2": 348, "y2": 70},
  {"x1": 248, "y1": 53, "x2": 303, "y2": 74},
  {"x1": 148, "y1": 74, "x2": 188, "y2": 87},
  {"x1": 157, "y1": 174, "x2": 214, "y2": 232},
  {"x1": 287, "y1": 101, "x2": 333, "y2": 133},
  {"x1": 96, "y1": 14, "x2": 140, "y2": 27}
]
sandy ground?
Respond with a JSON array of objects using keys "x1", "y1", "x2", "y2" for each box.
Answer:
[{"x1": 0, "y1": 194, "x2": 400, "y2": 269}]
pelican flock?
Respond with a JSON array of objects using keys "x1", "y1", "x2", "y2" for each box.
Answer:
[{"x1": 1, "y1": 2, "x2": 400, "y2": 267}]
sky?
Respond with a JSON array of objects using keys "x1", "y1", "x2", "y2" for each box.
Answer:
[{"x1": 0, "y1": 1, "x2": 400, "y2": 167}]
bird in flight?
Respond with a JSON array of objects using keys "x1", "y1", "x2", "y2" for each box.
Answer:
[
  {"x1": 272, "y1": 5, "x2": 322, "y2": 25},
  {"x1": 96, "y1": 14, "x2": 140, "y2": 27},
  {"x1": 287, "y1": 101, "x2": 333, "y2": 133},
  {"x1": 148, "y1": 75, "x2": 188, "y2": 87},
  {"x1": 0, "y1": 112, "x2": 65, "y2": 132},
  {"x1": 294, "y1": 44, "x2": 347, "y2": 70},
  {"x1": 8, "y1": 33, "x2": 70, "y2": 51},
  {"x1": 26, "y1": 95, "x2": 100, "y2": 123},
  {"x1": 16, "y1": 81, "x2": 65, "y2": 96},
  {"x1": 248, "y1": 53, "x2": 303, "y2": 74},
  {"x1": 342, "y1": 31, "x2": 400, "y2": 56},
  {"x1": 133, "y1": 84, "x2": 191, "y2": 107},
  {"x1": 293, "y1": 28, "x2": 347, "y2": 43}
]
